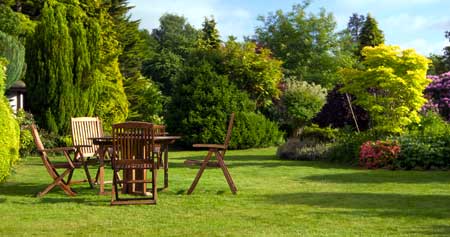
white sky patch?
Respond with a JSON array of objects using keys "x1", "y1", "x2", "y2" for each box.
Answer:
[
  {"x1": 399, "y1": 38, "x2": 448, "y2": 55},
  {"x1": 129, "y1": 0, "x2": 253, "y2": 40}
]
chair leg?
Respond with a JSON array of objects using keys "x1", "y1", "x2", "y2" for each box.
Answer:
[
  {"x1": 187, "y1": 150, "x2": 214, "y2": 195},
  {"x1": 152, "y1": 167, "x2": 157, "y2": 202},
  {"x1": 37, "y1": 168, "x2": 76, "y2": 197},
  {"x1": 83, "y1": 162, "x2": 94, "y2": 188},
  {"x1": 216, "y1": 151, "x2": 237, "y2": 194}
]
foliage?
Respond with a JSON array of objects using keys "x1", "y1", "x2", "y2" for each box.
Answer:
[
  {"x1": 340, "y1": 44, "x2": 430, "y2": 135},
  {"x1": 280, "y1": 80, "x2": 327, "y2": 136},
  {"x1": 25, "y1": 1, "x2": 128, "y2": 134},
  {"x1": 357, "y1": 14, "x2": 384, "y2": 58},
  {"x1": 142, "y1": 48, "x2": 183, "y2": 94},
  {"x1": 199, "y1": 16, "x2": 221, "y2": 50},
  {"x1": 423, "y1": 71, "x2": 450, "y2": 120},
  {"x1": 167, "y1": 58, "x2": 282, "y2": 148},
  {"x1": 313, "y1": 85, "x2": 370, "y2": 130},
  {"x1": 221, "y1": 39, "x2": 283, "y2": 108},
  {"x1": 15, "y1": 109, "x2": 35, "y2": 157},
  {"x1": 277, "y1": 138, "x2": 332, "y2": 161},
  {"x1": 229, "y1": 111, "x2": 284, "y2": 149},
  {"x1": 151, "y1": 13, "x2": 199, "y2": 58},
  {"x1": 300, "y1": 124, "x2": 339, "y2": 143},
  {"x1": 0, "y1": 31, "x2": 25, "y2": 89},
  {"x1": 359, "y1": 140, "x2": 400, "y2": 169},
  {"x1": 347, "y1": 13, "x2": 365, "y2": 45},
  {"x1": 126, "y1": 76, "x2": 165, "y2": 123},
  {"x1": 255, "y1": 1, "x2": 352, "y2": 89},
  {"x1": 395, "y1": 112, "x2": 450, "y2": 170},
  {"x1": 327, "y1": 129, "x2": 379, "y2": 164},
  {"x1": 0, "y1": 58, "x2": 20, "y2": 182}
]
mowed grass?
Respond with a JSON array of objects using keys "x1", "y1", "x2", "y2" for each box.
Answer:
[{"x1": 1, "y1": 147, "x2": 450, "y2": 236}]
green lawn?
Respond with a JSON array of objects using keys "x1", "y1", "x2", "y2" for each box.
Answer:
[{"x1": 1, "y1": 147, "x2": 450, "y2": 236}]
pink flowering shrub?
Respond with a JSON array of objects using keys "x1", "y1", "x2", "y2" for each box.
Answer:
[{"x1": 359, "y1": 140, "x2": 400, "y2": 169}]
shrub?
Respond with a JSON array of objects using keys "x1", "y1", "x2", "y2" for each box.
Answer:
[
  {"x1": 300, "y1": 124, "x2": 339, "y2": 143},
  {"x1": 280, "y1": 80, "x2": 327, "y2": 136},
  {"x1": 327, "y1": 130, "x2": 379, "y2": 164},
  {"x1": 277, "y1": 138, "x2": 331, "y2": 161},
  {"x1": 16, "y1": 109, "x2": 35, "y2": 157},
  {"x1": 167, "y1": 59, "x2": 283, "y2": 149},
  {"x1": 229, "y1": 112, "x2": 284, "y2": 149},
  {"x1": 0, "y1": 58, "x2": 20, "y2": 182},
  {"x1": 395, "y1": 112, "x2": 450, "y2": 169},
  {"x1": 359, "y1": 140, "x2": 400, "y2": 169},
  {"x1": 423, "y1": 71, "x2": 450, "y2": 120}
]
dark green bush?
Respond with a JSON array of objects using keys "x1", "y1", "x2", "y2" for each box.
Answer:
[
  {"x1": 0, "y1": 58, "x2": 20, "y2": 182},
  {"x1": 15, "y1": 109, "x2": 35, "y2": 157},
  {"x1": 395, "y1": 112, "x2": 450, "y2": 169},
  {"x1": 167, "y1": 59, "x2": 283, "y2": 149},
  {"x1": 327, "y1": 129, "x2": 379, "y2": 165},
  {"x1": 229, "y1": 112, "x2": 284, "y2": 149}
]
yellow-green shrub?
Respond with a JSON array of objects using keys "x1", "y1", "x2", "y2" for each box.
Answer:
[{"x1": 0, "y1": 58, "x2": 20, "y2": 182}]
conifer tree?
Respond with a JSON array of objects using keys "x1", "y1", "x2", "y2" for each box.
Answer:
[
  {"x1": 199, "y1": 16, "x2": 221, "y2": 49},
  {"x1": 358, "y1": 14, "x2": 384, "y2": 56}
]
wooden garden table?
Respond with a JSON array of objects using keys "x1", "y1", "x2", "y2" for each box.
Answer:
[{"x1": 90, "y1": 135, "x2": 180, "y2": 195}]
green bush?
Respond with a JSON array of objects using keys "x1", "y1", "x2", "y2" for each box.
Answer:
[
  {"x1": 327, "y1": 129, "x2": 379, "y2": 165},
  {"x1": 167, "y1": 59, "x2": 283, "y2": 148},
  {"x1": 0, "y1": 58, "x2": 20, "y2": 182},
  {"x1": 15, "y1": 109, "x2": 35, "y2": 157},
  {"x1": 300, "y1": 124, "x2": 338, "y2": 143},
  {"x1": 229, "y1": 112, "x2": 284, "y2": 149},
  {"x1": 395, "y1": 112, "x2": 450, "y2": 169}
]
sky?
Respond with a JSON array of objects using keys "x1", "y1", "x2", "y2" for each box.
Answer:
[{"x1": 128, "y1": 0, "x2": 450, "y2": 56}]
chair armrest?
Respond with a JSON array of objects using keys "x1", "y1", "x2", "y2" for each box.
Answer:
[
  {"x1": 192, "y1": 144, "x2": 225, "y2": 149},
  {"x1": 39, "y1": 147, "x2": 76, "y2": 153},
  {"x1": 39, "y1": 147, "x2": 77, "y2": 168},
  {"x1": 73, "y1": 144, "x2": 92, "y2": 148}
]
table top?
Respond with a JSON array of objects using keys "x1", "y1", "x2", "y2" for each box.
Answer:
[{"x1": 89, "y1": 135, "x2": 181, "y2": 145}]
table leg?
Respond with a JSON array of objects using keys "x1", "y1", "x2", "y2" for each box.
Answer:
[
  {"x1": 98, "y1": 146, "x2": 106, "y2": 195},
  {"x1": 164, "y1": 143, "x2": 169, "y2": 189}
]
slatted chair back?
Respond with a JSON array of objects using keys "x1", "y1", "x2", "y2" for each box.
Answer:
[
  {"x1": 187, "y1": 113, "x2": 237, "y2": 195},
  {"x1": 30, "y1": 124, "x2": 54, "y2": 178},
  {"x1": 111, "y1": 122, "x2": 157, "y2": 205},
  {"x1": 222, "y1": 112, "x2": 235, "y2": 152},
  {"x1": 71, "y1": 117, "x2": 103, "y2": 158},
  {"x1": 153, "y1": 125, "x2": 166, "y2": 168}
]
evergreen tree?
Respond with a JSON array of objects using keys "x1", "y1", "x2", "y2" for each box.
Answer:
[
  {"x1": 199, "y1": 16, "x2": 221, "y2": 49},
  {"x1": 25, "y1": 2, "x2": 74, "y2": 133},
  {"x1": 358, "y1": 14, "x2": 384, "y2": 55},
  {"x1": 347, "y1": 13, "x2": 365, "y2": 44},
  {"x1": 0, "y1": 31, "x2": 25, "y2": 90}
]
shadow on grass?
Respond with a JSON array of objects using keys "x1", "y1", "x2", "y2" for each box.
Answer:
[
  {"x1": 170, "y1": 154, "x2": 355, "y2": 170},
  {"x1": 265, "y1": 192, "x2": 450, "y2": 218},
  {"x1": 411, "y1": 225, "x2": 450, "y2": 236},
  {"x1": 303, "y1": 172, "x2": 450, "y2": 184}
]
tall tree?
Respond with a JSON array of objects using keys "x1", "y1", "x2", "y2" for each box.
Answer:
[
  {"x1": 25, "y1": 2, "x2": 74, "y2": 133},
  {"x1": 199, "y1": 16, "x2": 221, "y2": 49},
  {"x1": 151, "y1": 13, "x2": 199, "y2": 58},
  {"x1": 255, "y1": 1, "x2": 348, "y2": 89},
  {"x1": 347, "y1": 13, "x2": 365, "y2": 44},
  {"x1": 358, "y1": 14, "x2": 384, "y2": 55},
  {"x1": 25, "y1": 0, "x2": 128, "y2": 134}
]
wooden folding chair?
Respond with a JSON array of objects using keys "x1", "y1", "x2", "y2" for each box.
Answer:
[
  {"x1": 71, "y1": 117, "x2": 106, "y2": 186},
  {"x1": 71, "y1": 117, "x2": 104, "y2": 159},
  {"x1": 187, "y1": 113, "x2": 237, "y2": 195},
  {"x1": 110, "y1": 122, "x2": 157, "y2": 205},
  {"x1": 30, "y1": 124, "x2": 93, "y2": 197}
]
